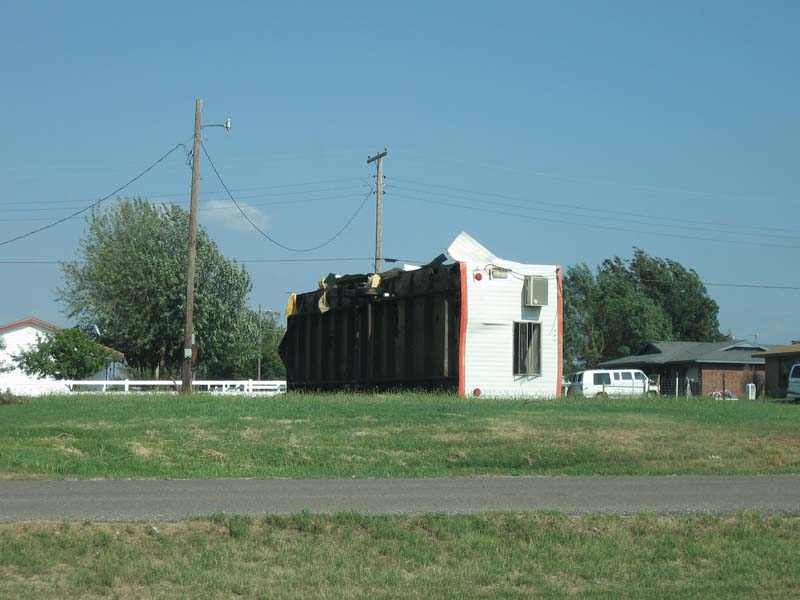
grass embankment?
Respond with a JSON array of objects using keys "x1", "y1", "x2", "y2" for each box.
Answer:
[
  {"x1": 1, "y1": 512, "x2": 798, "y2": 599},
  {"x1": 1, "y1": 393, "x2": 799, "y2": 479}
]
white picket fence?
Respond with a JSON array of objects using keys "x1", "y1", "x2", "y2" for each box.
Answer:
[{"x1": 61, "y1": 379, "x2": 287, "y2": 395}]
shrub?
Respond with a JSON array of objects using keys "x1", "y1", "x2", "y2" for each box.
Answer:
[{"x1": 0, "y1": 388, "x2": 23, "y2": 405}]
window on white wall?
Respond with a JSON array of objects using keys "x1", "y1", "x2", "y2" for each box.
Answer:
[{"x1": 513, "y1": 321, "x2": 541, "y2": 376}]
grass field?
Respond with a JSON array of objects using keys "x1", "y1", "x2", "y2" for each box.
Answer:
[
  {"x1": 1, "y1": 393, "x2": 799, "y2": 479},
  {"x1": 1, "y1": 512, "x2": 798, "y2": 599}
]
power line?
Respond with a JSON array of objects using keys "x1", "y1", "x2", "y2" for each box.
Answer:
[
  {"x1": 201, "y1": 141, "x2": 373, "y2": 252},
  {"x1": 0, "y1": 142, "x2": 190, "y2": 248},
  {"x1": 390, "y1": 177, "x2": 799, "y2": 238},
  {"x1": 394, "y1": 192, "x2": 800, "y2": 250},
  {"x1": 398, "y1": 151, "x2": 783, "y2": 205},
  {"x1": 388, "y1": 182, "x2": 800, "y2": 242}
]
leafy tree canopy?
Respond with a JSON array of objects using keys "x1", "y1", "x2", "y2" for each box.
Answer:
[
  {"x1": 60, "y1": 198, "x2": 253, "y2": 378},
  {"x1": 208, "y1": 308, "x2": 286, "y2": 380},
  {"x1": 564, "y1": 250, "x2": 726, "y2": 371},
  {"x1": 13, "y1": 328, "x2": 114, "y2": 380}
]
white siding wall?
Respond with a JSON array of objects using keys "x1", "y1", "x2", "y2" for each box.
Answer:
[
  {"x1": 462, "y1": 263, "x2": 560, "y2": 398},
  {"x1": 0, "y1": 325, "x2": 70, "y2": 395}
]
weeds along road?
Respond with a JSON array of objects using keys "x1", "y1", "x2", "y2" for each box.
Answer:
[{"x1": 2, "y1": 476, "x2": 800, "y2": 522}]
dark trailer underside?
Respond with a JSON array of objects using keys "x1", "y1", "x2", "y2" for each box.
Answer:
[{"x1": 278, "y1": 260, "x2": 463, "y2": 392}]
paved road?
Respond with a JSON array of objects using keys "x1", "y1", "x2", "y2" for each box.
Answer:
[{"x1": 2, "y1": 476, "x2": 799, "y2": 522}]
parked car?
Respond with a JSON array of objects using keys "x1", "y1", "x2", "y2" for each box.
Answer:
[
  {"x1": 567, "y1": 369, "x2": 654, "y2": 398},
  {"x1": 788, "y1": 364, "x2": 800, "y2": 401}
]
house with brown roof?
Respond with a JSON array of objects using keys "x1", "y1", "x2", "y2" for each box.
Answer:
[{"x1": 753, "y1": 343, "x2": 800, "y2": 399}]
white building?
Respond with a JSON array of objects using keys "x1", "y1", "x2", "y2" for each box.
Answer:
[
  {"x1": 0, "y1": 317, "x2": 124, "y2": 396},
  {"x1": 448, "y1": 232, "x2": 562, "y2": 398}
]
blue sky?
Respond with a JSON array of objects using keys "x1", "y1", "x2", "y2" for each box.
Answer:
[{"x1": 1, "y1": 1, "x2": 798, "y2": 344}]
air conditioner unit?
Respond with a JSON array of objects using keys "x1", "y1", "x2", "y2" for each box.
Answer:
[{"x1": 524, "y1": 276, "x2": 548, "y2": 307}]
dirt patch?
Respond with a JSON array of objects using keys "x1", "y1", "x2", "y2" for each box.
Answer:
[
  {"x1": 589, "y1": 428, "x2": 649, "y2": 452},
  {"x1": 72, "y1": 421, "x2": 114, "y2": 430},
  {"x1": 545, "y1": 572, "x2": 591, "y2": 594},
  {"x1": 340, "y1": 454, "x2": 366, "y2": 463},
  {"x1": 202, "y1": 449, "x2": 226, "y2": 461},
  {"x1": 190, "y1": 428, "x2": 219, "y2": 442},
  {"x1": 487, "y1": 420, "x2": 538, "y2": 440},
  {"x1": 288, "y1": 450, "x2": 312, "y2": 461},
  {"x1": 448, "y1": 450, "x2": 468, "y2": 463},
  {"x1": 775, "y1": 436, "x2": 800, "y2": 450},
  {"x1": 128, "y1": 442, "x2": 156, "y2": 459},
  {"x1": 50, "y1": 440, "x2": 83, "y2": 457},
  {"x1": 269, "y1": 419, "x2": 308, "y2": 426},
  {"x1": 241, "y1": 427, "x2": 262, "y2": 440},
  {"x1": 432, "y1": 432, "x2": 467, "y2": 442},
  {"x1": 352, "y1": 430, "x2": 386, "y2": 438}
]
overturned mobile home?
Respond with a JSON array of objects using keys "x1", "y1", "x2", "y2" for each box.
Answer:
[{"x1": 278, "y1": 232, "x2": 563, "y2": 397}]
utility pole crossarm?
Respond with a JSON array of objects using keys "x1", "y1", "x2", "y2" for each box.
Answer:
[
  {"x1": 366, "y1": 149, "x2": 388, "y2": 165},
  {"x1": 367, "y1": 148, "x2": 388, "y2": 274}
]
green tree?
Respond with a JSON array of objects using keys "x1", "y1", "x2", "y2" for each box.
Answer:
[
  {"x1": 0, "y1": 338, "x2": 7, "y2": 373},
  {"x1": 254, "y1": 311, "x2": 286, "y2": 380},
  {"x1": 563, "y1": 263, "x2": 605, "y2": 369},
  {"x1": 60, "y1": 198, "x2": 253, "y2": 378},
  {"x1": 13, "y1": 328, "x2": 113, "y2": 380},
  {"x1": 205, "y1": 308, "x2": 286, "y2": 380},
  {"x1": 563, "y1": 251, "x2": 724, "y2": 371},
  {"x1": 593, "y1": 257, "x2": 673, "y2": 360},
  {"x1": 564, "y1": 260, "x2": 672, "y2": 370},
  {"x1": 629, "y1": 248, "x2": 726, "y2": 342}
]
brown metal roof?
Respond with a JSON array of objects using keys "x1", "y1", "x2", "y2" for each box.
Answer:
[{"x1": 752, "y1": 344, "x2": 800, "y2": 359}]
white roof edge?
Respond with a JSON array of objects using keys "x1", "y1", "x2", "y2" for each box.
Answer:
[
  {"x1": 447, "y1": 231, "x2": 501, "y2": 264},
  {"x1": 447, "y1": 231, "x2": 557, "y2": 269}
]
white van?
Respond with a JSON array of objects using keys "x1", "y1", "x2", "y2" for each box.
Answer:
[
  {"x1": 788, "y1": 364, "x2": 800, "y2": 400},
  {"x1": 567, "y1": 369, "x2": 653, "y2": 398}
]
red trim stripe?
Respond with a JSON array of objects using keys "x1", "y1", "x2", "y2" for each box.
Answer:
[
  {"x1": 0, "y1": 317, "x2": 59, "y2": 334},
  {"x1": 556, "y1": 267, "x2": 564, "y2": 398},
  {"x1": 458, "y1": 262, "x2": 468, "y2": 397}
]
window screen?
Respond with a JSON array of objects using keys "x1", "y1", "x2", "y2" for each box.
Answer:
[{"x1": 513, "y1": 322, "x2": 541, "y2": 376}]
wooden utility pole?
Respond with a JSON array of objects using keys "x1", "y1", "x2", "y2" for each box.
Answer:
[
  {"x1": 181, "y1": 99, "x2": 203, "y2": 393},
  {"x1": 367, "y1": 148, "x2": 387, "y2": 273},
  {"x1": 257, "y1": 304, "x2": 262, "y2": 381}
]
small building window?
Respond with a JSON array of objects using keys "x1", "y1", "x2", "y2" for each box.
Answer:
[{"x1": 513, "y1": 321, "x2": 541, "y2": 376}]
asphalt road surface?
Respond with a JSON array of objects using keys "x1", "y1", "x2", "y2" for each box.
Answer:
[{"x1": 2, "y1": 476, "x2": 799, "y2": 522}]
